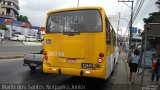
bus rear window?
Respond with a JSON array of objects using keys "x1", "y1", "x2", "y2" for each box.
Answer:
[{"x1": 46, "y1": 10, "x2": 102, "y2": 33}]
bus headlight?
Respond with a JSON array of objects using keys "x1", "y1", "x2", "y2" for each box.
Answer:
[{"x1": 97, "y1": 58, "x2": 103, "y2": 63}]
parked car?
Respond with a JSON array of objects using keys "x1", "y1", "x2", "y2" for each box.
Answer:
[
  {"x1": 10, "y1": 35, "x2": 25, "y2": 41},
  {"x1": 23, "y1": 49, "x2": 43, "y2": 71},
  {"x1": 25, "y1": 36, "x2": 37, "y2": 41}
]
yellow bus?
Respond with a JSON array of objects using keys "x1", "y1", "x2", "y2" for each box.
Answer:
[{"x1": 43, "y1": 7, "x2": 119, "y2": 79}]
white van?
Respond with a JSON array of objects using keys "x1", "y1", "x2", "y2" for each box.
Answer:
[
  {"x1": 25, "y1": 36, "x2": 37, "y2": 41},
  {"x1": 10, "y1": 35, "x2": 25, "y2": 41}
]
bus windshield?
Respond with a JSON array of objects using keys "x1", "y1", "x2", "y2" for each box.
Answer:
[{"x1": 46, "y1": 10, "x2": 102, "y2": 33}]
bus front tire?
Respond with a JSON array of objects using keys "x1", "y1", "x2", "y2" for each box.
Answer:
[{"x1": 29, "y1": 66, "x2": 36, "y2": 71}]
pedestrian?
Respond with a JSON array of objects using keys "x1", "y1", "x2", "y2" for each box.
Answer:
[
  {"x1": 155, "y1": 43, "x2": 160, "y2": 82},
  {"x1": 0, "y1": 34, "x2": 2, "y2": 45},
  {"x1": 150, "y1": 42, "x2": 160, "y2": 83},
  {"x1": 122, "y1": 43, "x2": 126, "y2": 52},
  {"x1": 151, "y1": 53, "x2": 159, "y2": 82},
  {"x1": 129, "y1": 49, "x2": 140, "y2": 84},
  {"x1": 127, "y1": 46, "x2": 135, "y2": 81}
]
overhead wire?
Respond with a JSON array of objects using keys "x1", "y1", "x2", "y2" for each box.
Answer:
[
  {"x1": 123, "y1": 0, "x2": 142, "y2": 36},
  {"x1": 133, "y1": 0, "x2": 156, "y2": 24},
  {"x1": 139, "y1": 0, "x2": 157, "y2": 18},
  {"x1": 117, "y1": 1, "x2": 120, "y2": 32},
  {"x1": 133, "y1": 0, "x2": 141, "y2": 14},
  {"x1": 123, "y1": 0, "x2": 146, "y2": 36},
  {"x1": 132, "y1": 0, "x2": 145, "y2": 23}
]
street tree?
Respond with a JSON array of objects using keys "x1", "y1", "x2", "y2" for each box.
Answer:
[
  {"x1": 0, "y1": 24, "x2": 8, "y2": 30},
  {"x1": 156, "y1": 0, "x2": 160, "y2": 11},
  {"x1": 143, "y1": 0, "x2": 160, "y2": 24},
  {"x1": 143, "y1": 12, "x2": 160, "y2": 24},
  {"x1": 16, "y1": 15, "x2": 30, "y2": 23}
]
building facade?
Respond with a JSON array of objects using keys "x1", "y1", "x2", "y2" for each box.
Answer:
[
  {"x1": 0, "y1": 0, "x2": 45, "y2": 40},
  {"x1": 0, "y1": 0, "x2": 4, "y2": 17},
  {"x1": 0, "y1": 0, "x2": 19, "y2": 19}
]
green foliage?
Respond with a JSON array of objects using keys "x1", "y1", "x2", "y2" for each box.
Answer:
[
  {"x1": 156, "y1": 0, "x2": 160, "y2": 11},
  {"x1": 143, "y1": 0, "x2": 160, "y2": 24},
  {"x1": 16, "y1": 15, "x2": 30, "y2": 23},
  {"x1": 0, "y1": 24, "x2": 8, "y2": 30},
  {"x1": 143, "y1": 12, "x2": 160, "y2": 24}
]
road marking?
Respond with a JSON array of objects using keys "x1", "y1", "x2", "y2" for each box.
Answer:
[{"x1": 0, "y1": 58, "x2": 23, "y2": 61}]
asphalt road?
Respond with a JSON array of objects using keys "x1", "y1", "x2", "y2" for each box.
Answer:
[
  {"x1": 0, "y1": 40, "x2": 42, "y2": 53},
  {"x1": 0, "y1": 46, "x2": 42, "y2": 53},
  {"x1": 0, "y1": 55, "x2": 129, "y2": 90},
  {"x1": 0, "y1": 46, "x2": 42, "y2": 58}
]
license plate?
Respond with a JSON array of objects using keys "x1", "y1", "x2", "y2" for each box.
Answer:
[
  {"x1": 30, "y1": 63, "x2": 37, "y2": 66},
  {"x1": 82, "y1": 63, "x2": 93, "y2": 68},
  {"x1": 67, "y1": 58, "x2": 76, "y2": 62}
]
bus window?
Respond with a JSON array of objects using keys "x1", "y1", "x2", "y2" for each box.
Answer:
[
  {"x1": 113, "y1": 30, "x2": 116, "y2": 46},
  {"x1": 106, "y1": 18, "x2": 110, "y2": 44},
  {"x1": 46, "y1": 10, "x2": 102, "y2": 33}
]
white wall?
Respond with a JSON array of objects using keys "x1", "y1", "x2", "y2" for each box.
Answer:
[
  {"x1": 22, "y1": 28, "x2": 29, "y2": 37},
  {"x1": 4, "y1": 24, "x2": 43, "y2": 39},
  {"x1": 6, "y1": 25, "x2": 12, "y2": 38},
  {"x1": 0, "y1": 30, "x2": 5, "y2": 39},
  {"x1": 12, "y1": 26, "x2": 30, "y2": 37}
]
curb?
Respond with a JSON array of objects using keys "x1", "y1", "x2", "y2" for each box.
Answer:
[
  {"x1": 0, "y1": 56, "x2": 24, "y2": 60},
  {"x1": 122, "y1": 52, "x2": 131, "y2": 90},
  {"x1": 23, "y1": 41, "x2": 42, "y2": 46}
]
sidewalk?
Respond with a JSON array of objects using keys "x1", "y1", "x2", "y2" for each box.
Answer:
[
  {"x1": 23, "y1": 41, "x2": 42, "y2": 46},
  {"x1": 0, "y1": 52, "x2": 24, "y2": 60},
  {"x1": 0, "y1": 40, "x2": 24, "y2": 46},
  {"x1": 0, "y1": 40, "x2": 42, "y2": 59},
  {"x1": 0, "y1": 39, "x2": 42, "y2": 46},
  {"x1": 122, "y1": 50, "x2": 160, "y2": 90}
]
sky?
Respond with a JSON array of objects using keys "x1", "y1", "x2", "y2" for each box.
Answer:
[{"x1": 19, "y1": 0, "x2": 158, "y2": 35}]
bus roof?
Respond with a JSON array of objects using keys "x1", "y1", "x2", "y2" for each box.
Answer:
[
  {"x1": 47, "y1": 6, "x2": 104, "y2": 15},
  {"x1": 46, "y1": 6, "x2": 115, "y2": 33}
]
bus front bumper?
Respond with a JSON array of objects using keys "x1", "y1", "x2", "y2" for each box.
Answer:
[{"x1": 43, "y1": 64, "x2": 106, "y2": 79}]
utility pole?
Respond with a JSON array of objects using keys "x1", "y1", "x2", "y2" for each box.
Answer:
[
  {"x1": 121, "y1": 29, "x2": 122, "y2": 36},
  {"x1": 118, "y1": 0, "x2": 134, "y2": 49},
  {"x1": 117, "y1": 12, "x2": 120, "y2": 46},
  {"x1": 77, "y1": 0, "x2": 79, "y2": 7},
  {"x1": 130, "y1": 1, "x2": 133, "y2": 49},
  {"x1": 117, "y1": 13, "x2": 120, "y2": 34},
  {"x1": 10, "y1": 12, "x2": 13, "y2": 38}
]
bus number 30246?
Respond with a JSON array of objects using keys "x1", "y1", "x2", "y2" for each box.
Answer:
[{"x1": 48, "y1": 51, "x2": 64, "y2": 57}]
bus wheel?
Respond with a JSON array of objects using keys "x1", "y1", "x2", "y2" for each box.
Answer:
[
  {"x1": 112, "y1": 58, "x2": 115, "y2": 69},
  {"x1": 39, "y1": 66, "x2": 43, "y2": 73},
  {"x1": 29, "y1": 66, "x2": 36, "y2": 71}
]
